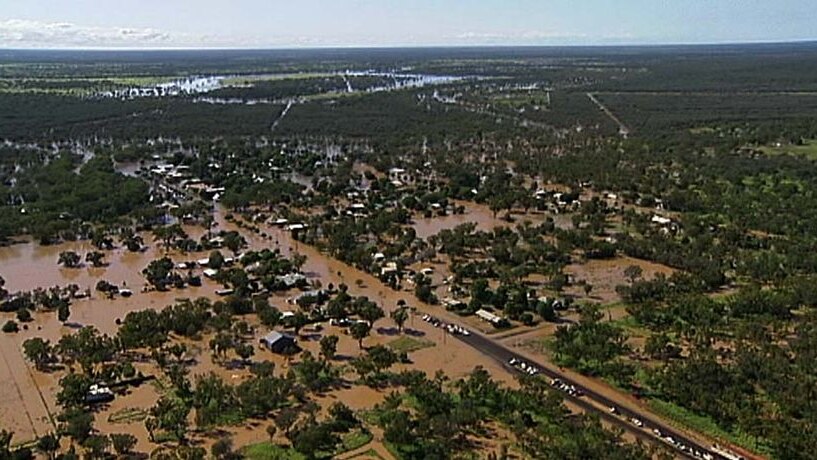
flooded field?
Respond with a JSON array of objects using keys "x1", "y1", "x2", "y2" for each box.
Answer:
[
  {"x1": 410, "y1": 201, "x2": 572, "y2": 240},
  {"x1": 0, "y1": 205, "x2": 515, "y2": 446},
  {"x1": 565, "y1": 255, "x2": 677, "y2": 303}
]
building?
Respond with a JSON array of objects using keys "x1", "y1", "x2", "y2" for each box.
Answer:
[
  {"x1": 476, "y1": 308, "x2": 504, "y2": 325},
  {"x1": 260, "y1": 331, "x2": 298, "y2": 354}
]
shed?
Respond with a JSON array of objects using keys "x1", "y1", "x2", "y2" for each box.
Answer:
[{"x1": 260, "y1": 331, "x2": 298, "y2": 354}]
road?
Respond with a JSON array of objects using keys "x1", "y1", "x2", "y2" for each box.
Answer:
[
  {"x1": 447, "y1": 327, "x2": 732, "y2": 460},
  {"x1": 587, "y1": 92, "x2": 631, "y2": 137}
]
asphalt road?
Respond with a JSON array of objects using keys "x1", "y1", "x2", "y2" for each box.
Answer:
[{"x1": 447, "y1": 327, "x2": 732, "y2": 460}]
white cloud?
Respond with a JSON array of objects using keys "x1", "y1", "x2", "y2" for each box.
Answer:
[{"x1": 0, "y1": 19, "x2": 212, "y2": 48}]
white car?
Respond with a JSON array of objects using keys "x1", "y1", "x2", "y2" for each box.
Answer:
[{"x1": 631, "y1": 418, "x2": 644, "y2": 427}]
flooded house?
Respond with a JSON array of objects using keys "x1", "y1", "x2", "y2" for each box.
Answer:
[{"x1": 260, "y1": 331, "x2": 298, "y2": 354}]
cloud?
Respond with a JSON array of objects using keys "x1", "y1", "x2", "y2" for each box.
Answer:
[
  {"x1": 0, "y1": 19, "x2": 214, "y2": 48},
  {"x1": 451, "y1": 30, "x2": 635, "y2": 45}
]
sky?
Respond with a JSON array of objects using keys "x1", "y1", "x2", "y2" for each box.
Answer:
[{"x1": 0, "y1": 0, "x2": 814, "y2": 49}]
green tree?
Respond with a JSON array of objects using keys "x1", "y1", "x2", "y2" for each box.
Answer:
[
  {"x1": 350, "y1": 322, "x2": 371, "y2": 350},
  {"x1": 37, "y1": 434, "x2": 60, "y2": 460},
  {"x1": 58, "y1": 251, "x2": 81, "y2": 268},
  {"x1": 110, "y1": 433, "x2": 137, "y2": 457},
  {"x1": 142, "y1": 257, "x2": 175, "y2": 291},
  {"x1": 319, "y1": 335, "x2": 339, "y2": 360},
  {"x1": 58, "y1": 408, "x2": 94, "y2": 445},
  {"x1": 58, "y1": 302, "x2": 71, "y2": 323},
  {"x1": 85, "y1": 251, "x2": 106, "y2": 268},
  {"x1": 23, "y1": 337, "x2": 54, "y2": 371},
  {"x1": 391, "y1": 306, "x2": 409, "y2": 333}
]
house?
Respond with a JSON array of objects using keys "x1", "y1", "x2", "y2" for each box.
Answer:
[
  {"x1": 85, "y1": 384, "x2": 114, "y2": 405},
  {"x1": 381, "y1": 261, "x2": 398, "y2": 276},
  {"x1": 276, "y1": 273, "x2": 307, "y2": 288},
  {"x1": 260, "y1": 331, "x2": 298, "y2": 354},
  {"x1": 476, "y1": 309, "x2": 504, "y2": 325}
]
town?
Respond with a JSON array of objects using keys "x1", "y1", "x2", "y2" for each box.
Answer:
[{"x1": 2, "y1": 40, "x2": 817, "y2": 460}]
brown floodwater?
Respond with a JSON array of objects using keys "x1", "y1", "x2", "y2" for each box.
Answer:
[
  {"x1": 410, "y1": 200, "x2": 572, "y2": 240},
  {"x1": 0, "y1": 204, "x2": 517, "y2": 447}
]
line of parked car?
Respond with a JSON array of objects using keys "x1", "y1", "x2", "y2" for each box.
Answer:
[
  {"x1": 606, "y1": 405, "x2": 716, "y2": 459},
  {"x1": 549, "y1": 377, "x2": 582, "y2": 395},
  {"x1": 420, "y1": 314, "x2": 471, "y2": 336},
  {"x1": 508, "y1": 357, "x2": 540, "y2": 376}
]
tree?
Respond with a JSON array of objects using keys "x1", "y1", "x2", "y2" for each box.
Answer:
[
  {"x1": 265, "y1": 424, "x2": 277, "y2": 441},
  {"x1": 359, "y1": 303, "x2": 385, "y2": 327},
  {"x1": 350, "y1": 322, "x2": 371, "y2": 349},
  {"x1": 209, "y1": 332, "x2": 234, "y2": 360},
  {"x1": 148, "y1": 397, "x2": 190, "y2": 442},
  {"x1": 291, "y1": 423, "x2": 339, "y2": 459},
  {"x1": 3, "y1": 320, "x2": 18, "y2": 333},
  {"x1": 274, "y1": 407, "x2": 299, "y2": 437},
  {"x1": 37, "y1": 434, "x2": 60, "y2": 460},
  {"x1": 223, "y1": 232, "x2": 245, "y2": 254},
  {"x1": 23, "y1": 337, "x2": 54, "y2": 371},
  {"x1": 235, "y1": 342, "x2": 254, "y2": 364},
  {"x1": 290, "y1": 311, "x2": 309, "y2": 336},
  {"x1": 153, "y1": 224, "x2": 187, "y2": 252},
  {"x1": 208, "y1": 250, "x2": 225, "y2": 270},
  {"x1": 16, "y1": 308, "x2": 32, "y2": 323},
  {"x1": 85, "y1": 251, "x2": 106, "y2": 268},
  {"x1": 0, "y1": 275, "x2": 7, "y2": 300},
  {"x1": 367, "y1": 345, "x2": 398, "y2": 373},
  {"x1": 391, "y1": 306, "x2": 409, "y2": 333},
  {"x1": 82, "y1": 434, "x2": 110, "y2": 459},
  {"x1": 319, "y1": 335, "x2": 339, "y2": 361},
  {"x1": 57, "y1": 373, "x2": 92, "y2": 408},
  {"x1": 58, "y1": 251, "x2": 81, "y2": 268},
  {"x1": 258, "y1": 305, "x2": 282, "y2": 329},
  {"x1": 58, "y1": 302, "x2": 71, "y2": 323},
  {"x1": 142, "y1": 257, "x2": 175, "y2": 291},
  {"x1": 58, "y1": 408, "x2": 94, "y2": 444},
  {"x1": 624, "y1": 265, "x2": 644, "y2": 284},
  {"x1": 210, "y1": 437, "x2": 235, "y2": 460},
  {"x1": 110, "y1": 433, "x2": 137, "y2": 457},
  {"x1": 0, "y1": 430, "x2": 12, "y2": 459}
]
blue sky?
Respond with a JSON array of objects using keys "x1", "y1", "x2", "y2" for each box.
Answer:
[{"x1": 0, "y1": 0, "x2": 814, "y2": 48}]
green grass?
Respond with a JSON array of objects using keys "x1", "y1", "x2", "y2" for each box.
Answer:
[
  {"x1": 242, "y1": 442, "x2": 307, "y2": 460},
  {"x1": 338, "y1": 429, "x2": 373, "y2": 453},
  {"x1": 387, "y1": 336, "x2": 434, "y2": 354},
  {"x1": 648, "y1": 398, "x2": 772, "y2": 457},
  {"x1": 758, "y1": 139, "x2": 817, "y2": 159},
  {"x1": 107, "y1": 407, "x2": 148, "y2": 424},
  {"x1": 348, "y1": 448, "x2": 384, "y2": 459}
]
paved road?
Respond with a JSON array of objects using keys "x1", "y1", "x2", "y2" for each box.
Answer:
[{"x1": 446, "y1": 327, "x2": 731, "y2": 460}]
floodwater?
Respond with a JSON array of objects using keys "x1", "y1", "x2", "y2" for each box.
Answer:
[
  {"x1": 0, "y1": 204, "x2": 517, "y2": 447},
  {"x1": 410, "y1": 201, "x2": 572, "y2": 240}
]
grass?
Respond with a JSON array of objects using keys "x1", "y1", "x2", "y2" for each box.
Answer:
[
  {"x1": 387, "y1": 336, "x2": 434, "y2": 354},
  {"x1": 758, "y1": 139, "x2": 817, "y2": 159},
  {"x1": 338, "y1": 429, "x2": 374, "y2": 453},
  {"x1": 349, "y1": 448, "x2": 384, "y2": 459},
  {"x1": 242, "y1": 442, "x2": 307, "y2": 460},
  {"x1": 647, "y1": 398, "x2": 773, "y2": 457},
  {"x1": 107, "y1": 407, "x2": 148, "y2": 424}
]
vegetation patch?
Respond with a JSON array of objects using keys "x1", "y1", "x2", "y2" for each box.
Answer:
[
  {"x1": 241, "y1": 442, "x2": 307, "y2": 460},
  {"x1": 648, "y1": 398, "x2": 773, "y2": 457},
  {"x1": 386, "y1": 336, "x2": 434, "y2": 354},
  {"x1": 107, "y1": 407, "x2": 148, "y2": 424}
]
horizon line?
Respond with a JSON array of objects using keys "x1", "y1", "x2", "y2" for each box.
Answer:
[{"x1": 1, "y1": 38, "x2": 816, "y2": 52}]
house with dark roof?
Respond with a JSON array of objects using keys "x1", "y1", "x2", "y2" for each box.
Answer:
[{"x1": 260, "y1": 331, "x2": 298, "y2": 354}]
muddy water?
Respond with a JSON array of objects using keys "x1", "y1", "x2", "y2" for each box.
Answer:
[
  {"x1": 565, "y1": 255, "x2": 677, "y2": 304},
  {"x1": 411, "y1": 201, "x2": 572, "y2": 240},
  {"x1": 0, "y1": 204, "x2": 516, "y2": 446}
]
